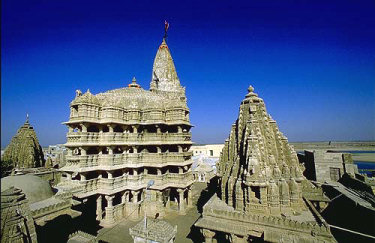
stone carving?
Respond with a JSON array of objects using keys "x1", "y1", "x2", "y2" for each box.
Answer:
[
  {"x1": 1, "y1": 187, "x2": 38, "y2": 243},
  {"x1": 195, "y1": 86, "x2": 336, "y2": 242}
]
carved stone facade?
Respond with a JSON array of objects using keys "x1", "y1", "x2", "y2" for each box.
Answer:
[
  {"x1": 1, "y1": 187, "x2": 38, "y2": 243},
  {"x1": 58, "y1": 38, "x2": 194, "y2": 227},
  {"x1": 2, "y1": 116, "x2": 45, "y2": 169},
  {"x1": 195, "y1": 86, "x2": 336, "y2": 242}
]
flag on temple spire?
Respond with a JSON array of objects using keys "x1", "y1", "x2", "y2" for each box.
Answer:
[{"x1": 164, "y1": 20, "x2": 169, "y2": 39}]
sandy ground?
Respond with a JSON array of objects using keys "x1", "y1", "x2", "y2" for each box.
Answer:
[
  {"x1": 352, "y1": 153, "x2": 375, "y2": 163},
  {"x1": 96, "y1": 182, "x2": 208, "y2": 243}
]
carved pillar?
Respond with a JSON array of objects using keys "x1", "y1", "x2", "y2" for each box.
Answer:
[
  {"x1": 96, "y1": 195, "x2": 102, "y2": 220},
  {"x1": 178, "y1": 145, "x2": 183, "y2": 153},
  {"x1": 107, "y1": 171, "x2": 113, "y2": 179},
  {"x1": 81, "y1": 123, "x2": 87, "y2": 132},
  {"x1": 108, "y1": 146, "x2": 113, "y2": 155},
  {"x1": 67, "y1": 148, "x2": 73, "y2": 156},
  {"x1": 157, "y1": 146, "x2": 162, "y2": 153},
  {"x1": 179, "y1": 167, "x2": 183, "y2": 174},
  {"x1": 125, "y1": 191, "x2": 130, "y2": 202},
  {"x1": 157, "y1": 168, "x2": 161, "y2": 176},
  {"x1": 66, "y1": 173, "x2": 72, "y2": 180},
  {"x1": 80, "y1": 173, "x2": 86, "y2": 181},
  {"x1": 202, "y1": 229, "x2": 215, "y2": 243},
  {"x1": 188, "y1": 187, "x2": 193, "y2": 207},
  {"x1": 68, "y1": 126, "x2": 73, "y2": 133},
  {"x1": 166, "y1": 190, "x2": 171, "y2": 209},
  {"x1": 121, "y1": 192, "x2": 126, "y2": 204},
  {"x1": 156, "y1": 126, "x2": 161, "y2": 133},
  {"x1": 103, "y1": 195, "x2": 115, "y2": 226},
  {"x1": 132, "y1": 125, "x2": 138, "y2": 133},
  {"x1": 108, "y1": 124, "x2": 114, "y2": 133},
  {"x1": 106, "y1": 195, "x2": 113, "y2": 208},
  {"x1": 134, "y1": 146, "x2": 138, "y2": 153},
  {"x1": 177, "y1": 125, "x2": 182, "y2": 133},
  {"x1": 133, "y1": 191, "x2": 139, "y2": 203},
  {"x1": 134, "y1": 168, "x2": 138, "y2": 176},
  {"x1": 80, "y1": 147, "x2": 87, "y2": 156},
  {"x1": 178, "y1": 189, "x2": 185, "y2": 212}
]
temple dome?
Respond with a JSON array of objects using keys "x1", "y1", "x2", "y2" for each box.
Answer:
[
  {"x1": 1, "y1": 175, "x2": 54, "y2": 204},
  {"x1": 97, "y1": 87, "x2": 168, "y2": 109}
]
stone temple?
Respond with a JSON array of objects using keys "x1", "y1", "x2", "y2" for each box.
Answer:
[
  {"x1": 2, "y1": 115, "x2": 45, "y2": 169},
  {"x1": 57, "y1": 37, "x2": 194, "y2": 227},
  {"x1": 195, "y1": 86, "x2": 337, "y2": 242}
]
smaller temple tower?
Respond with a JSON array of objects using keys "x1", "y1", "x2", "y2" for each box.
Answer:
[
  {"x1": 195, "y1": 86, "x2": 336, "y2": 243},
  {"x1": 2, "y1": 115, "x2": 45, "y2": 169}
]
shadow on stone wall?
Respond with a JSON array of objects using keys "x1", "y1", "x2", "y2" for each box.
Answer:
[{"x1": 36, "y1": 196, "x2": 102, "y2": 243}]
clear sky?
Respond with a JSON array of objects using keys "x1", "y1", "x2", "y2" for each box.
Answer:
[{"x1": 2, "y1": 0, "x2": 375, "y2": 147}]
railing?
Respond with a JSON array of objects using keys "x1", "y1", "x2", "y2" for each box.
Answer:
[
  {"x1": 75, "y1": 172, "x2": 194, "y2": 193},
  {"x1": 69, "y1": 115, "x2": 190, "y2": 125},
  {"x1": 65, "y1": 152, "x2": 192, "y2": 168},
  {"x1": 66, "y1": 132, "x2": 192, "y2": 145}
]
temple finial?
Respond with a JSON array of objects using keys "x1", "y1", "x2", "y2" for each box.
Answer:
[
  {"x1": 128, "y1": 76, "x2": 141, "y2": 88},
  {"x1": 164, "y1": 20, "x2": 169, "y2": 40},
  {"x1": 26, "y1": 113, "x2": 29, "y2": 123}
]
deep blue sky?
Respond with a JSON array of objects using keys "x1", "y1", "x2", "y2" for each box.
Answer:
[{"x1": 2, "y1": 0, "x2": 375, "y2": 147}]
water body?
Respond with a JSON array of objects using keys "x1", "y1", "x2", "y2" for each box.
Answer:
[{"x1": 354, "y1": 161, "x2": 375, "y2": 177}]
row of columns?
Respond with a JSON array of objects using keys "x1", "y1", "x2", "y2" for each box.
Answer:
[
  {"x1": 96, "y1": 186, "x2": 193, "y2": 224},
  {"x1": 75, "y1": 165, "x2": 190, "y2": 181}
]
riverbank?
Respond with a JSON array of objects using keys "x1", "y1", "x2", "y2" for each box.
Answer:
[{"x1": 291, "y1": 141, "x2": 375, "y2": 152}]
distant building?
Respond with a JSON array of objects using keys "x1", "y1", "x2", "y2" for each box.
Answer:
[
  {"x1": 192, "y1": 155, "x2": 215, "y2": 182},
  {"x1": 191, "y1": 144, "x2": 223, "y2": 157},
  {"x1": 299, "y1": 150, "x2": 358, "y2": 183},
  {"x1": 44, "y1": 144, "x2": 67, "y2": 167}
]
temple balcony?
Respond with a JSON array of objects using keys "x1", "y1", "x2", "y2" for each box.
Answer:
[
  {"x1": 63, "y1": 152, "x2": 193, "y2": 171},
  {"x1": 63, "y1": 172, "x2": 194, "y2": 198},
  {"x1": 65, "y1": 132, "x2": 192, "y2": 146}
]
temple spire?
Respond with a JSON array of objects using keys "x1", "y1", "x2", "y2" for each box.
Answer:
[
  {"x1": 150, "y1": 23, "x2": 183, "y2": 93},
  {"x1": 26, "y1": 113, "x2": 29, "y2": 124}
]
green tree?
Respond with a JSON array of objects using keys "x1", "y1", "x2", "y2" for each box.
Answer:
[{"x1": 0, "y1": 159, "x2": 13, "y2": 177}]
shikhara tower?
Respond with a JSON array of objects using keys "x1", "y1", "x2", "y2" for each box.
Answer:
[
  {"x1": 195, "y1": 86, "x2": 336, "y2": 243},
  {"x1": 58, "y1": 35, "x2": 194, "y2": 227}
]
